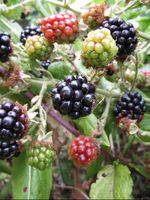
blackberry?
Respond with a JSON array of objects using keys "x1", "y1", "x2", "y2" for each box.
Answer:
[
  {"x1": 20, "y1": 26, "x2": 43, "y2": 45},
  {"x1": 0, "y1": 32, "x2": 12, "y2": 62},
  {"x1": 41, "y1": 60, "x2": 51, "y2": 70},
  {"x1": 0, "y1": 140, "x2": 19, "y2": 160},
  {"x1": 114, "y1": 91, "x2": 146, "y2": 121},
  {"x1": 0, "y1": 101, "x2": 28, "y2": 141},
  {"x1": 100, "y1": 17, "x2": 138, "y2": 59},
  {"x1": 52, "y1": 74, "x2": 96, "y2": 119}
]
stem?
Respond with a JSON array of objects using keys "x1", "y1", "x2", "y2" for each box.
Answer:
[
  {"x1": 25, "y1": 92, "x2": 81, "y2": 137},
  {"x1": 97, "y1": 88, "x2": 121, "y2": 98},
  {"x1": 35, "y1": 0, "x2": 49, "y2": 16},
  {"x1": 123, "y1": 135, "x2": 135, "y2": 155},
  {"x1": 46, "y1": 110, "x2": 81, "y2": 137},
  {"x1": 138, "y1": 31, "x2": 150, "y2": 41},
  {"x1": 100, "y1": 97, "x2": 111, "y2": 129},
  {"x1": 115, "y1": 0, "x2": 139, "y2": 14},
  {"x1": 131, "y1": 54, "x2": 138, "y2": 90},
  {"x1": 0, "y1": 0, "x2": 33, "y2": 12},
  {"x1": 45, "y1": 0, "x2": 81, "y2": 14}
]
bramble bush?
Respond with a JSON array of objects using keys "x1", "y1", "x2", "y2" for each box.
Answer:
[{"x1": 0, "y1": 0, "x2": 150, "y2": 199}]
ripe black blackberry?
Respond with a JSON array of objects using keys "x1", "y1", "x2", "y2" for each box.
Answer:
[
  {"x1": 41, "y1": 60, "x2": 51, "y2": 70},
  {"x1": 52, "y1": 75, "x2": 96, "y2": 119},
  {"x1": 20, "y1": 25, "x2": 43, "y2": 45},
  {"x1": 0, "y1": 101, "x2": 28, "y2": 141},
  {"x1": 100, "y1": 17, "x2": 138, "y2": 59},
  {"x1": 0, "y1": 140, "x2": 20, "y2": 160},
  {"x1": 0, "y1": 32, "x2": 12, "y2": 62},
  {"x1": 114, "y1": 91, "x2": 146, "y2": 121}
]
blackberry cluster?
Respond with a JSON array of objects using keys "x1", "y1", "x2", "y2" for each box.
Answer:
[
  {"x1": 69, "y1": 136, "x2": 99, "y2": 167},
  {"x1": 114, "y1": 91, "x2": 146, "y2": 121},
  {"x1": 100, "y1": 17, "x2": 138, "y2": 59},
  {"x1": 28, "y1": 141, "x2": 56, "y2": 170},
  {"x1": 52, "y1": 75, "x2": 96, "y2": 119},
  {"x1": 41, "y1": 60, "x2": 51, "y2": 70},
  {"x1": 20, "y1": 26, "x2": 43, "y2": 45},
  {"x1": 0, "y1": 101, "x2": 28, "y2": 159},
  {"x1": 0, "y1": 32, "x2": 12, "y2": 62},
  {"x1": 41, "y1": 11, "x2": 79, "y2": 43}
]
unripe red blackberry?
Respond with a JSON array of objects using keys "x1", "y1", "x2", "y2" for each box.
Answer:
[
  {"x1": 28, "y1": 141, "x2": 56, "y2": 170},
  {"x1": 25, "y1": 35, "x2": 53, "y2": 60},
  {"x1": 0, "y1": 140, "x2": 20, "y2": 160},
  {"x1": 0, "y1": 32, "x2": 12, "y2": 62},
  {"x1": 100, "y1": 17, "x2": 138, "y2": 59},
  {"x1": 20, "y1": 25, "x2": 43, "y2": 45},
  {"x1": 114, "y1": 91, "x2": 146, "y2": 122},
  {"x1": 81, "y1": 4, "x2": 108, "y2": 29},
  {"x1": 69, "y1": 136, "x2": 99, "y2": 167},
  {"x1": 0, "y1": 101, "x2": 28, "y2": 141},
  {"x1": 41, "y1": 60, "x2": 51, "y2": 70},
  {"x1": 81, "y1": 28, "x2": 118, "y2": 68},
  {"x1": 52, "y1": 74, "x2": 96, "y2": 119},
  {"x1": 41, "y1": 11, "x2": 79, "y2": 44}
]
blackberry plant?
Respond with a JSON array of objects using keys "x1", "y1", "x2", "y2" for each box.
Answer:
[{"x1": 0, "y1": 0, "x2": 150, "y2": 200}]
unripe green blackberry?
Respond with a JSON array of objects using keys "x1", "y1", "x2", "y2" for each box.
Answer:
[
  {"x1": 124, "y1": 69, "x2": 146, "y2": 86},
  {"x1": 28, "y1": 141, "x2": 56, "y2": 170},
  {"x1": 81, "y1": 28, "x2": 118, "y2": 68},
  {"x1": 25, "y1": 35, "x2": 53, "y2": 60}
]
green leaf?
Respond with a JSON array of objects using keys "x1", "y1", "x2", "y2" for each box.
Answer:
[
  {"x1": 48, "y1": 61, "x2": 70, "y2": 80},
  {"x1": 74, "y1": 114, "x2": 97, "y2": 136},
  {"x1": 90, "y1": 164, "x2": 133, "y2": 199},
  {"x1": 3, "y1": 0, "x2": 23, "y2": 20},
  {"x1": 130, "y1": 164, "x2": 150, "y2": 180},
  {"x1": 100, "y1": 130, "x2": 110, "y2": 149},
  {"x1": 0, "y1": 15, "x2": 22, "y2": 43},
  {"x1": 12, "y1": 152, "x2": 52, "y2": 199},
  {"x1": 139, "y1": 114, "x2": 150, "y2": 131}
]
